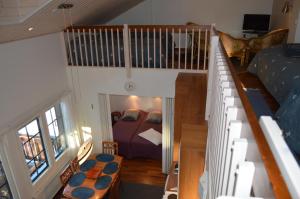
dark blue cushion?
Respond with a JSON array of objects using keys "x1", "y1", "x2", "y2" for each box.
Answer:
[
  {"x1": 94, "y1": 175, "x2": 112, "y2": 190},
  {"x1": 80, "y1": 160, "x2": 96, "y2": 172},
  {"x1": 275, "y1": 88, "x2": 300, "y2": 155},
  {"x1": 103, "y1": 162, "x2": 119, "y2": 174},
  {"x1": 247, "y1": 46, "x2": 300, "y2": 104},
  {"x1": 96, "y1": 154, "x2": 114, "y2": 162},
  {"x1": 245, "y1": 89, "x2": 273, "y2": 118},
  {"x1": 69, "y1": 172, "x2": 86, "y2": 187},
  {"x1": 71, "y1": 187, "x2": 95, "y2": 199}
]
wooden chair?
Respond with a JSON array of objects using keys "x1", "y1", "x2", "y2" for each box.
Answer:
[
  {"x1": 60, "y1": 165, "x2": 74, "y2": 187},
  {"x1": 218, "y1": 31, "x2": 249, "y2": 66},
  {"x1": 102, "y1": 141, "x2": 118, "y2": 155},
  {"x1": 70, "y1": 157, "x2": 80, "y2": 173},
  {"x1": 248, "y1": 28, "x2": 289, "y2": 54}
]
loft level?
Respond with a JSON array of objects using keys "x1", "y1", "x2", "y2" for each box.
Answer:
[{"x1": 63, "y1": 24, "x2": 211, "y2": 71}]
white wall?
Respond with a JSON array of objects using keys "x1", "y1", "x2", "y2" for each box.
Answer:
[
  {"x1": 0, "y1": 33, "x2": 72, "y2": 199},
  {"x1": 108, "y1": 0, "x2": 274, "y2": 37},
  {"x1": 271, "y1": 0, "x2": 300, "y2": 42},
  {"x1": 67, "y1": 67, "x2": 181, "y2": 152},
  {"x1": 0, "y1": 33, "x2": 68, "y2": 133},
  {"x1": 110, "y1": 94, "x2": 162, "y2": 112}
]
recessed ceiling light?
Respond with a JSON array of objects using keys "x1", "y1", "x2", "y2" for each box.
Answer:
[{"x1": 28, "y1": 27, "x2": 34, "y2": 31}]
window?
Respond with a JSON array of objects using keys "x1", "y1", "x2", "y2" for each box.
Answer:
[
  {"x1": 0, "y1": 161, "x2": 13, "y2": 199},
  {"x1": 45, "y1": 105, "x2": 67, "y2": 159},
  {"x1": 18, "y1": 119, "x2": 48, "y2": 182}
]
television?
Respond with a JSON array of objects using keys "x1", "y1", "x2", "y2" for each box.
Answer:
[{"x1": 242, "y1": 14, "x2": 270, "y2": 33}]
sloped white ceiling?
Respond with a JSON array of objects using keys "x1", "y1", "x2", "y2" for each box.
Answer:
[{"x1": 0, "y1": 0, "x2": 143, "y2": 43}]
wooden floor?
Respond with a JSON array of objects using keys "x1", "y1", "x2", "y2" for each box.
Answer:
[{"x1": 120, "y1": 158, "x2": 166, "y2": 187}]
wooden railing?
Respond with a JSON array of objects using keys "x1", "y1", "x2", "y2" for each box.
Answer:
[
  {"x1": 204, "y1": 28, "x2": 294, "y2": 198},
  {"x1": 63, "y1": 24, "x2": 211, "y2": 71}
]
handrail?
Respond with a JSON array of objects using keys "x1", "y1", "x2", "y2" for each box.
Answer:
[
  {"x1": 64, "y1": 24, "x2": 211, "y2": 32},
  {"x1": 217, "y1": 32, "x2": 291, "y2": 198}
]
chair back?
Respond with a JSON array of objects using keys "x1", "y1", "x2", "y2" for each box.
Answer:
[
  {"x1": 218, "y1": 31, "x2": 248, "y2": 57},
  {"x1": 60, "y1": 165, "x2": 74, "y2": 186},
  {"x1": 70, "y1": 157, "x2": 80, "y2": 173},
  {"x1": 102, "y1": 141, "x2": 118, "y2": 155},
  {"x1": 248, "y1": 28, "x2": 289, "y2": 53}
]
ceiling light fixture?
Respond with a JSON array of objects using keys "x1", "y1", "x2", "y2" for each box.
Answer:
[
  {"x1": 57, "y1": 3, "x2": 74, "y2": 10},
  {"x1": 28, "y1": 27, "x2": 34, "y2": 31}
]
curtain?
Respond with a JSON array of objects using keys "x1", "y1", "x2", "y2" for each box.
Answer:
[
  {"x1": 162, "y1": 97, "x2": 174, "y2": 173},
  {"x1": 98, "y1": 94, "x2": 113, "y2": 143}
]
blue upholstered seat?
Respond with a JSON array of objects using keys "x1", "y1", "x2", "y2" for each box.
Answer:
[
  {"x1": 275, "y1": 88, "x2": 300, "y2": 155},
  {"x1": 245, "y1": 89, "x2": 274, "y2": 118}
]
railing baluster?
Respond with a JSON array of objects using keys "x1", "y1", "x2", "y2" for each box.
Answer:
[
  {"x1": 78, "y1": 30, "x2": 84, "y2": 66},
  {"x1": 185, "y1": 28, "x2": 188, "y2": 70},
  {"x1": 89, "y1": 29, "x2": 94, "y2": 66},
  {"x1": 204, "y1": 29, "x2": 208, "y2": 70},
  {"x1": 111, "y1": 29, "x2": 116, "y2": 67},
  {"x1": 153, "y1": 28, "x2": 156, "y2": 68},
  {"x1": 117, "y1": 28, "x2": 121, "y2": 67},
  {"x1": 93, "y1": 29, "x2": 99, "y2": 66},
  {"x1": 83, "y1": 29, "x2": 88, "y2": 66},
  {"x1": 135, "y1": 28, "x2": 138, "y2": 68},
  {"x1": 191, "y1": 29, "x2": 194, "y2": 70},
  {"x1": 72, "y1": 29, "x2": 79, "y2": 66},
  {"x1": 159, "y1": 28, "x2": 162, "y2": 69},
  {"x1": 172, "y1": 28, "x2": 174, "y2": 69},
  {"x1": 197, "y1": 28, "x2": 201, "y2": 70},
  {"x1": 141, "y1": 29, "x2": 144, "y2": 68},
  {"x1": 99, "y1": 29, "x2": 104, "y2": 66},
  {"x1": 178, "y1": 29, "x2": 181, "y2": 69},
  {"x1": 166, "y1": 28, "x2": 168, "y2": 69},
  {"x1": 147, "y1": 28, "x2": 150, "y2": 68},
  {"x1": 66, "y1": 29, "x2": 74, "y2": 66},
  {"x1": 128, "y1": 29, "x2": 132, "y2": 68},
  {"x1": 105, "y1": 28, "x2": 110, "y2": 67}
]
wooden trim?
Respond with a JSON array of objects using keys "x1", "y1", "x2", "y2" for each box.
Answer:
[{"x1": 218, "y1": 37, "x2": 291, "y2": 199}]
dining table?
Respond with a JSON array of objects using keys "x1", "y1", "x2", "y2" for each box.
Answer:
[{"x1": 63, "y1": 153, "x2": 123, "y2": 199}]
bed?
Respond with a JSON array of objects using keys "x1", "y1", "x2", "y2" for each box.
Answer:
[
  {"x1": 112, "y1": 110, "x2": 162, "y2": 160},
  {"x1": 112, "y1": 110, "x2": 147, "y2": 158},
  {"x1": 130, "y1": 116, "x2": 162, "y2": 160}
]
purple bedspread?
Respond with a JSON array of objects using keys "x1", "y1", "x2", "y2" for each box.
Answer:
[
  {"x1": 112, "y1": 111, "x2": 147, "y2": 158},
  {"x1": 130, "y1": 119, "x2": 162, "y2": 160}
]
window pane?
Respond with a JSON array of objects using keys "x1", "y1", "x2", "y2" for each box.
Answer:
[
  {"x1": 26, "y1": 120, "x2": 39, "y2": 136},
  {"x1": 53, "y1": 121, "x2": 59, "y2": 137},
  {"x1": 48, "y1": 123, "x2": 55, "y2": 138},
  {"x1": 17, "y1": 119, "x2": 48, "y2": 182},
  {"x1": 45, "y1": 110, "x2": 52, "y2": 125},
  {"x1": 18, "y1": 127, "x2": 27, "y2": 135},
  {"x1": 50, "y1": 107, "x2": 56, "y2": 121}
]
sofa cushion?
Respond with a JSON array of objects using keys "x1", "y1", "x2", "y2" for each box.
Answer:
[
  {"x1": 247, "y1": 45, "x2": 300, "y2": 104},
  {"x1": 275, "y1": 88, "x2": 300, "y2": 155}
]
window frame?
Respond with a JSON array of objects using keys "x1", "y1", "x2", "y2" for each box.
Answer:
[
  {"x1": 0, "y1": 160, "x2": 13, "y2": 199},
  {"x1": 17, "y1": 117, "x2": 49, "y2": 182},
  {"x1": 45, "y1": 104, "x2": 67, "y2": 159}
]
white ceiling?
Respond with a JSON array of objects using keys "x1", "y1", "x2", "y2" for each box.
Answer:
[{"x1": 0, "y1": 0, "x2": 143, "y2": 43}]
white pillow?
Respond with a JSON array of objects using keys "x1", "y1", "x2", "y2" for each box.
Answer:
[{"x1": 138, "y1": 128, "x2": 162, "y2": 146}]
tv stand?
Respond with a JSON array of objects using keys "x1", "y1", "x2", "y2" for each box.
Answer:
[{"x1": 242, "y1": 30, "x2": 268, "y2": 38}]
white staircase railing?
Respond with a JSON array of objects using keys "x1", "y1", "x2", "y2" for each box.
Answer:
[
  {"x1": 64, "y1": 24, "x2": 211, "y2": 71},
  {"x1": 204, "y1": 36, "x2": 275, "y2": 199}
]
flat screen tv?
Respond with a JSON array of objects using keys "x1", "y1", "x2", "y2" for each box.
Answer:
[{"x1": 242, "y1": 14, "x2": 270, "y2": 32}]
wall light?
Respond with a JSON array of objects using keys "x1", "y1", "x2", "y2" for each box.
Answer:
[{"x1": 28, "y1": 27, "x2": 34, "y2": 31}]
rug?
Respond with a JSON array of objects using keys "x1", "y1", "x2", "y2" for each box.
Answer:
[{"x1": 120, "y1": 181, "x2": 164, "y2": 199}]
